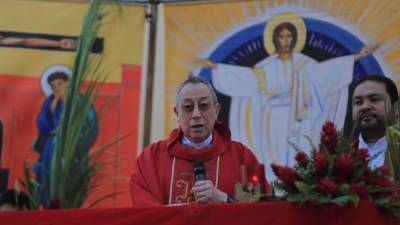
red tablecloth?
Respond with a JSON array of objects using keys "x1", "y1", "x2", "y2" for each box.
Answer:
[{"x1": 0, "y1": 200, "x2": 398, "y2": 225}]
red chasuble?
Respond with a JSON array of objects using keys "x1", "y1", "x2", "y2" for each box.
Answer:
[{"x1": 130, "y1": 121, "x2": 269, "y2": 206}]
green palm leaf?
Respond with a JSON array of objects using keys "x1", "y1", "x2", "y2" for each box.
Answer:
[
  {"x1": 47, "y1": 0, "x2": 112, "y2": 208},
  {"x1": 386, "y1": 126, "x2": 400, "y2": 182}
]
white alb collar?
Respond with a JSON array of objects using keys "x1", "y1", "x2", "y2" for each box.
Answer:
[{"x1": 182, "y1": 133, "x2": 213, "y2": 149}]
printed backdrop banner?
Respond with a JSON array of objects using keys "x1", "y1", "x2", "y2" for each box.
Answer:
[
  {"x1": 0, "y1": 0, "x2": 145, "y2": 207},
  {"x1": 163, "y1": 0, "x2": 400, "y2": 181}
]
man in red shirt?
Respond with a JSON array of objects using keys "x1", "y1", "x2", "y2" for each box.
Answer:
[{"x1": 130, "y1": 76, "x2": 268, "y2": 205}]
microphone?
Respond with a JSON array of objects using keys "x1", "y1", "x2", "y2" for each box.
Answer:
[{"x1": 193, "y1": 160, "x2": 206, "y2": 182}]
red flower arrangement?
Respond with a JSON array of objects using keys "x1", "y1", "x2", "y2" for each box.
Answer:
[{"x1": 271, "y1": 121, "x2": 400, "y2": 216}]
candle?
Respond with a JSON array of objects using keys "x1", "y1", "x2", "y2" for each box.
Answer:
[{"x1": 240, "y1": 164, "x2": 267, "y2": 193}]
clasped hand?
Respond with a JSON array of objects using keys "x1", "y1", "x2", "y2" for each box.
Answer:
[{"x1": 191, "y1": 180, "x2": 227, "y2": 204}]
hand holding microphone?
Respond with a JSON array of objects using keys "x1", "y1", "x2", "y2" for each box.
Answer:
[
  {"x1": 192, "y1": 160, "x2": 228, "y2": 203},
  {"x1": 193, "y1": 160, "x2": 207, "y2": 182}
]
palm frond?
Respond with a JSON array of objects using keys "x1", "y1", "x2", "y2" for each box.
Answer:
[
  {"x1": 47, "y1": 0, "x2": 114, "y2": 208},
  {"x1": 15, "y1": 163, "x2": 40, "y2": 210},
  {"x1": 386, "y1": 126, "x2": 400, "y2": 182}
]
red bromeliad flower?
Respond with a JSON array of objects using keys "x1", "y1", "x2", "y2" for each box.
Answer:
[
  {"x1": 378, "y1": 165, "x2": 390, "y2": 177},
  {"x1": 48, "y1": 197, "x2": 61, "y2": 209},
  {"x1": 333, "y1": 176, "x2": 346, "y2": 184},
  {"x1": 271, "y1": 164, "x2": 301, "y2": 188},
  {"x1": 314, "y1": 151, "x2": 328, "y2": 176},
  {"x1": 369, "y1": 177, "x2": 398, "y2": 197},
  {"x1": 350, "y1": 183, "x2": 369, "y2": 197},
  {"x1": 320, "y1": 121, "x2": 338, "y2": 153},
  {"x1": 361, "y1": 169, "x2": 373, "y2": 180},
  {"x1": 352, "y1": 138, "x2": 359, "y2": 150},
  {"x1": 279, "y1": 166, "x2": 302, "y2": 188},
  {"x1": 334, "y1": 153, "x2": 354, "y2": 179},
  {"x1": 355, "y1": 148, "x2": 369, "y2": 164},
  {"x1": 317, "y1": 179, "x2": 337, "y2": 195},
  {"x1": 270, "y1": 121, "x2": 400, "y2": 212},
  {"x1": 295, "y1": 152, "x2": 309, "y2": 167},
  {"x1": 271, "y1": 163, "x2": 280, "y2": 177}
]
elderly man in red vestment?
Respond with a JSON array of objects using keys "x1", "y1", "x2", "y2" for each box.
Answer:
[{"x1": 130, "y1": 76, "x2": 269, "y2": 205}]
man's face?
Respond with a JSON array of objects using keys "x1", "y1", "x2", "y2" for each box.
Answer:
[
  {"x1": 352, "y1": 80, "x2": 396, "y2": 133},
  {"x1": 174, "y1": 83, "x2": 220, "y2": 143},
  {"x1": 50, "y1": 78, "x2": 68, "y2": 99},
  {"x1": 277, "y1": 28, "x2": 293, "y2": 54}
]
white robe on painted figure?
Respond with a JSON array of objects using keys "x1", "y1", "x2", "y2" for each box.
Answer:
[{"x1": 211, "y1": 52, "x2": 354, "y2": 181}]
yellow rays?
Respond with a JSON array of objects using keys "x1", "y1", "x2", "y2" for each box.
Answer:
[{"x1": 164, "y1": 0, "x2": 400, "y2": 133}]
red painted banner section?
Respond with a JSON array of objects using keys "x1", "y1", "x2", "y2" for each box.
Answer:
[{"x1": 0, "y1": 64, "x2": 141, "y2": 208}]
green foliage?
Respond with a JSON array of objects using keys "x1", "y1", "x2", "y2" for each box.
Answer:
[
  {"x1": 235, "y1": 183, "x2": 265, "y2": 203},
  {"x1": 50, "y1": 0, "x2": 108, "y2": 209},
  {"x1": 17, "y1": 0, "x2": 122, "y2": 209},
  {"x1": 271, "y1": 121, "x2": 400, "y2": 217},
  {"x1": 15, "y1": 163, "x2": 40, "y2": 210},
  {"x1": 386, "y1": 126, "x2": 400, "y2": 182}
]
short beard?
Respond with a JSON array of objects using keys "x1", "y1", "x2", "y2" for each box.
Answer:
[{"x1": 358, "y1": 117, "x2": 386, "y2": 133}]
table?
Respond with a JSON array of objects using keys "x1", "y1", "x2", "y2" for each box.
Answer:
[{"x1": 0, "y1": 200, "x2": 398, "y2": 225}]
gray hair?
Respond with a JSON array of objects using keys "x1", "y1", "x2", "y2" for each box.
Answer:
[{"x1": 175, "y1": 76, "x2": 218, "y2": 107}]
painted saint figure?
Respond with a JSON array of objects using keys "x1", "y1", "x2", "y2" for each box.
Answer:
[
  {"x1": 32, "y1": 66, "x2": 97, "y2": 207},
  {"x1": 204, "y1": 13, "x2": 373, "y2": 180}
]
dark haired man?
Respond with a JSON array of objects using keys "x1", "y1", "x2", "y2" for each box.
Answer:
[
  {"x1": 130, "y1": 76, "x2": 269, "y2": 205},
  {"x1": 351, "y1": 75, "x2": 399, "y2": 168}
]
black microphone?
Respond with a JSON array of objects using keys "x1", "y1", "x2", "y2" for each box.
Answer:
[{"x1": 193, "y1": 160, "x2": 206, "y2": 182}]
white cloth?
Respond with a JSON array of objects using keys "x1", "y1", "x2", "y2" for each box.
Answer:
[
  {"x1": 358, "y1": 135, "x2": 387, "y2": 169},
  {"x1": 211, "y1": 52, "x2": 355, "y2": 181},
  {"x1": 182, "y1": 133, "x2": 213, "y2": 149}
]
